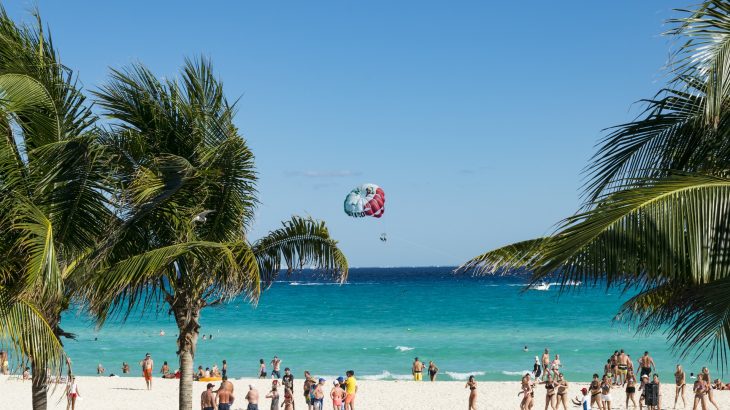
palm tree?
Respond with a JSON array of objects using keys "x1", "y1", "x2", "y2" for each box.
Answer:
[
  {"x1": 0, "y1": 7, "x2": 113, "y2": 409},
  {"x1": 85, "y1": 58, "x2": 348, "y2": 410},
  {"x1": 461, "y1": 0, "x2": 730, "y2": 365}
]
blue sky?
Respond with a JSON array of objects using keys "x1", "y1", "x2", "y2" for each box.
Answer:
[{"x1": 7, "y1": 1, "x2": 686, "y2": 267}]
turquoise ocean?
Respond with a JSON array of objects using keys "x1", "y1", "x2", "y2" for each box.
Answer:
[{"x1": 60, "y1": 267, "x2": 721, "y2": 381}]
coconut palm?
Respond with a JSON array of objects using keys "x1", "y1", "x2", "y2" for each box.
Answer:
[
  {"x1": 85, "y1": 58, "x2": 348, "y2": 410},
  {"x1": 0, "y1": 8, "x2": 113, "y2": 409},
  {"x1": 461, "y1": 0, "x2": 730, "y2": 365}
]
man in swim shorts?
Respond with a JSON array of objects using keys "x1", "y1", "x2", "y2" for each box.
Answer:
[
  {"x1": 270, "y1": 356, "x2": 282, "y2": 379},
  {"x1": 244, "y1": 384, "x2": 257, "y2": 410},
  {"x1": 639, "y1": 351, "x2": 655, "y2": 378},
  {"x1": 140, "y1": 353, "x2": 154, "y2": 390},
  {"x1": 201, "y1": 383, "x2": 216, "y2": 410},
  {"x1": 617, "y1": 349, "x2": 629, "y2": 385},
  {"x1": 412, "y1": 357, "x2": 424, "y2": 381},
  {"x1": 344, "y1": 370, "x2": 357, "y2": 410},
  {"x1": 217, "y1": 384, "x2": 236, "y2": 410}
]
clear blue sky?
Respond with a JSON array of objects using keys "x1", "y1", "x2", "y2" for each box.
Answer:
[{"x1": 7, "y1": 1, "x2": 687, "y2": 267}]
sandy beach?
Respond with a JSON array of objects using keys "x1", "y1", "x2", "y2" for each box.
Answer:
[{"x1": 3, "y1": 375, "x2": 730, "y2": 410}]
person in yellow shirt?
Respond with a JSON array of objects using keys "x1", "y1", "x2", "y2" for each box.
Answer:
[{"x1": 344, "y1": 370, "x2": 357, "y2": 410}]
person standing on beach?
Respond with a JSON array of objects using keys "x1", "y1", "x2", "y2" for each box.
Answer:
[
  {"x1": 259, "y1": 359, "x2": 267, "y2": 379},
  {"x1": 550, "y1": 354, "x2": 561, "y2": 379},
  {"x1": 466, "y1": 375, "x2": 477, "y2": 410},
  {"x1": 282, "y1": 368, "x2": 294, "y2": 393},
  {"x1": 541, "y1": 349, "x2": 550, "y2": 381},
  {"x1": 519, "y1": 373, "x2": 534, "y2": 410},
  {"x1": 674, "y1": 365, "x2": 686, "y2": 408},
  {"x1": 314, "y1": 379, "x2": 326, "y2": 410},
  {"x1": 66, "y1": 375, "x2": 80, "y2": 410},
  {"x1": 428, "y1": 361, "x2": 439, "y2": 381},
  {"x1": 539, "y1": 374, "x2": 557, "y2": 410},
  {"x1": 344, "y1": 370, "x2": 357, "y2": 410},
  {"x1": 303, "y1": 371, "x2": 316, "y2": 409},
  {"x1": 412, "y1": 357, "x2": 424, "y2": 381},
  {"x1": 140, "y1": 353, "x2": 154, "y2": 390},
  {"x1": 283, "y1": 388, "x2": 295, "y2": 410},
  {"x1": 201, "y1": 383, "x2": 216, "y2": 410},
  {"x1": 588, "y1": 374, "x2": 602, "y2": 410},
  {"x1": 218, "y1": 384, "x2": 236, "y2": 410},
  {"x1": 243, "y1": 384, "x2": 258, "y2": 410},
  {"x1": 532, "y1": 356, "x2": 542, "y2": 381},
  {"x1": 222, "y1": 360, "x2": 228, "y2": 378},
  {"x1": 639, "y1": 352, "x2": 655, "y2": 379},
  {"x1": 601, "y1": 374, "x2": 613, "y2": 410},
  {"x1": 625, "y1": 370, "x2": 637, "y2": 409},
  {"x1": 693, "y1": 374, "x2": 708, "y2": 410},
  {"x1": 331, "y1": 380, "x2": 345, "y2": 410},
  {"x1": 161, "y1": 361, "x2": 170, "y2": 376},
  {"x1": 265, "y1": 381, "x2": 280, "y2": 410},
  {"x1": 617, "y1": 350, "x2": 629, "y2": 386},
  {"x1": 700, "y1": 367, "x2": 720, "y2": 410},
  {"x1": 271, "y1": 356, "x2": 282, "y2": 379},
  {"x1": 555, "y1": 373, "x2": 569, "y2": 410}
]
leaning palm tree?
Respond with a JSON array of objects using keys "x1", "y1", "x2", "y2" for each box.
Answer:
[
  {"x1": 0, "y1": 7, "x2": 113, "y2": 409},
  {"x1": 85, "y1": 58, "x2": 347, "y2": 410},
  {"x1": 461, "y1": 0, "x2": 730, "y2": 366}
]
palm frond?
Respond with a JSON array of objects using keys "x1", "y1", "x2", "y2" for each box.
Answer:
[
  {"x1": 253, "y1": 216, "x2": 348, "y2": 286},
  {"x1": 456, "y1": 238, "x2": 547, "y2": 275}
]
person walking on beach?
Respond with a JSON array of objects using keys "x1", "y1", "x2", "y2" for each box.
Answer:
[
  {"x1": 222, "y1": 360, "x2": 227, "y2": 378},
  {"x1": 202, "y1": 383, "x2": 216, "y2": 410},
  {"x1": 331, "y1": 380, "x2": 345, "y2": 410},
  {"x1": 428, "y1": 361, "x2": 439, "y2": 381},
  {"x1": 282, "y1": 368, "x2": 294, "y2": 393},
  {"x1": 412, "y1": 357, "x2": 424, "y2": 381},
  {"x1": 539, "y1": 373, "x2": 557, "y2": 410},
  {"x1": 532, "y1": 356, "x2": 542, "y2": 381},
  {"x1": 588, "y1": 374, "x2": 603, "y2": 410},
  {"x1": 674, "y1": 364, "x2": 687, "y2": 408},
  {"x1": 541, "y1": 349, "x2": 551, "y2": 381},
  {"x1": 551, "y1": 354, "x2": 561, "y2": 379},
  {"x1": 140, "y1": 353, "x2": 154, "y2": 390},
  {"x1": 466, "y1": 375, "x2": 477, "y2": 410},
  {"x1": 65, "y1": 376, "x2": 80, "y2": 410},
  {"x1": 519, "y1": 373, "x2": 534, "y2": 410},
  {"x1": 271, "y1": 355, "x2": 282, "y2": 379},
  {"x1": 218, "y1": 383, "x2": 236, "y2": 410},
  {"x1": 259, "y1": 359, "x2": 267, "y2": 379},
  {"x1": 601, "y1": 374, "x2": 613, "y2": 410},
  {"x1": 625, "y1": 370, "x2": 637, "y2": 409},
  {"x1": 617, "y1": 350, "x2": 629, "y2": 386},
  {"x1": 700, "y1": 367, "x2": 720, "y2": 410},
  {"x1": 344, "y1": 370, "x2": 357, "y2": 410},
  {"x1": 265, "y1": 381, "x2": 280, "y2": 410},
  {"x1": 693, "y1": 374, "x2": 708, "y2": 410},
  {"x1": 639, "y1": 352, "x2": 655, "y2": 379}
]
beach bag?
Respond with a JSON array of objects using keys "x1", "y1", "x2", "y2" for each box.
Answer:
[{"x1": 643, "y1": 383, "x2": 658, "y2": 406}]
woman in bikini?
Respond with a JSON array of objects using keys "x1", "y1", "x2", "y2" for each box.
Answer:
[
  {"x1": 551, "y1": 354, "x2": 561, "y2": 379},
  {"x1": 589, "y1": 374, "x2": 603, "y2": 410},
  {"x1": 66, "y1": 376, "x2": 80, "y2": 410},
  {"x1": 625, "y1": 370, "x2": 637, "y2": 409},
  {"x1": 538, "y1": 374, "x2": 557, "y2": 410},
  {"x1": 555, "y1": 373, "x2": 569, "y2": 410},
  {"x1": 601, "y1": 374, "x2": 613, "y2": 410},
  {"x1": 701, "y1": 367, "x2": 720, "y2": 410},
  {"x1": 428, "y1": 361, "x2": 439, "y2": 382},
  {"x1": 465, "y1": 375, "x2": 477, "y2": 410},
  {"x1": 282, "y1": 387, "x2": 295, "y2": 410},
  {"x1": 675, "y1": 364, "x2": 686, "y2": 408},
  {"x1": 693, "y1": 375, "x2": 707, "y2": 410},
  {"x1": 519, "y1": 373, "x2": 534, "y2": 410}
]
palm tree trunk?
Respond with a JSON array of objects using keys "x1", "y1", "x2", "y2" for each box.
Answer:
[
  {"x1": 31, "y1": 360, "x2": 48, "y2": 410},
  {"x1": 174, "y1": 304, "x2": 201, "y2": 410}
]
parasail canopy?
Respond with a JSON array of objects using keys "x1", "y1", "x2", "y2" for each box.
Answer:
[{"x1": 344, "y1": 183, "x2": 385, "y2": 218}]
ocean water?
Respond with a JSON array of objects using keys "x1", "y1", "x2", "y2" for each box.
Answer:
[{"x1": 59, "y1": 267, "x2": 721, "y2": 381}]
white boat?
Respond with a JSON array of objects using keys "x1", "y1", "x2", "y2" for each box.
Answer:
[{"x1": 528, "y1": 282, "x2": 551, "y2": 291}]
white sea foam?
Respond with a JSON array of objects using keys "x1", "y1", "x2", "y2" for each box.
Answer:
[
  {"x1": 395, "y1": 346, "x2": 415, "y2": 352},
  {"x1": 502, "y1": 370, "x2": 532, "y2": 376},
  {"x1": 361, "y1": 371, "x2": 412, "y2": 381},
  {"x1": 444, "y1": 371, "x2": 486, "y2": 381}
]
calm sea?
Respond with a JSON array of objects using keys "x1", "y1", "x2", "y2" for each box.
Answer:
[{"x1": 59, "y1": 267, "x2": 722, "y2": 381}]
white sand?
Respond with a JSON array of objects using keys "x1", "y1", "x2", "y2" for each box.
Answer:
[{"x1": 2, "y1": 375, "x2": 729, "y2": 409}]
